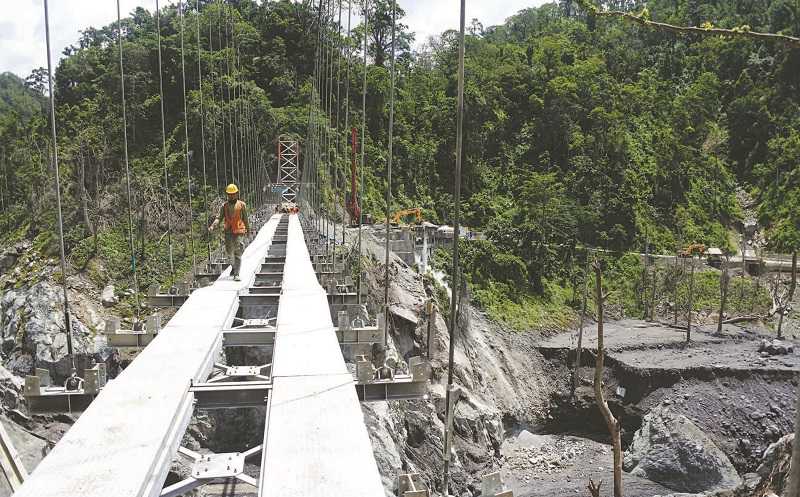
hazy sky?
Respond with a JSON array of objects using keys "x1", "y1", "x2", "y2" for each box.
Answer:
[{"x1": 0, "y1": 0, "x2": 544, "y2": 78}]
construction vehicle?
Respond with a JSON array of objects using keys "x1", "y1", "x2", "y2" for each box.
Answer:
[
  {"x1": 391, "y1": 208, "x2": 423, "y2": 226},
  {"x1": 680, "y1": 243, "x2": 706, "y2": 257}
]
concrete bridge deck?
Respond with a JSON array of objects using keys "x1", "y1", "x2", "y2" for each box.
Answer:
[
  {"x1": 13, "y1": 218, "x2": 282, "y2": 497},
  {"x1": 258, "y1": 215, "x2": 384, "y2": 496},
  {"x1": 15, "y1": 213, "x2": 386, "y2": 497}
]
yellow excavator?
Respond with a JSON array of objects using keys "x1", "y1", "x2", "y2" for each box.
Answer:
[{"x1": 391, "y1": 208, "x2": 423, "y2": 226}]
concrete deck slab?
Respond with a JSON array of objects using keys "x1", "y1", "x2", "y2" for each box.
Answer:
[
  {"x1": 14, "y1": 215, "x2": 281, "y2": 497},
  {"x1": 258, "y1": 215, "x2": 383, "y2": 497}
]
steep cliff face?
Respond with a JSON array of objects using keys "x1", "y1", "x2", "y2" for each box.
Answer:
[
  {"x1": 357, "y1": 228, "x2": 800, "y2": 497},
  {"x1": 0, "y1": 242, "x2": 105, "y2": 381},
  {"x1": 359, "y1": 231, "x2": 559, "y2": 496}
]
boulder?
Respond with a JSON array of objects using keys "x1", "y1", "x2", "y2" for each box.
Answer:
[
  {"x1": 759, "y1": 339, "x2": 794, "y2": 355},
  {"x1": 624, "y1": 406, "x2": 741, "y2": 493},
  {"x1": 101, "y1": 285, "x2": 118, "y2": 307},
  {"x1": 1, "y1": 282, "x2": 93, "y2": 378},
  {"x1": 0, "y1": 251, "x2": 16, "y2": 273}
]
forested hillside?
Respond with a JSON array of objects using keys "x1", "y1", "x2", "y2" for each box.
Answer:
[{"x1": 0, "y1": 0, "x2": 797, "y2": 323}]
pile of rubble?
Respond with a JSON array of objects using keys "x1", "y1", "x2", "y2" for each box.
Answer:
[{"x1": 503, "y1": 435, "x2": 594, "y2": 478}]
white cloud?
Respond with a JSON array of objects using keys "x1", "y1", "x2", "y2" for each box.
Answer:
[
  {"x1": 0, "y1": 0, "x2": 546, "y2": 78},
  {"x1": 400, "y1": 0, "x2": 545, "y2": 46},
  {"x1": 0, "y1": 0, "x2": 180, "y2": 78}
]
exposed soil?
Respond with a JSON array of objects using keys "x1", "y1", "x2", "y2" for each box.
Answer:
[
  {"x1": 537, "y1": 318, "x2": 800, "y2": 476},
  {"x1": 499, "y1": 430, "x2": 673, "y2": 497}
]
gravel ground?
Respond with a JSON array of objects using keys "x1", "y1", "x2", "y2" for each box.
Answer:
[{"x1": 498, "y1": 431, "x2": 672, "y2": 497}]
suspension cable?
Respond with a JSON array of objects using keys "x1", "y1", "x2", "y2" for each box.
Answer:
[
  {"x1": 357, "y1": 0, "x2": 369, "y2": 306},
  {"x1": 342, "y1": 0, "x2": 352, "y2": 248},
  {"x1": 311, "y1": 0, "x2": 324, "y2": 218},
  {"x1": 116, "y1": 0, "x2": 141, "y2": 320},
  {"x1": 43, "y1": 0, "x2": 75, "y2": 368},
  {"x1": 315, "y1": 0, "x2": 325, "y2": 227},
  {"x1": 319, "y1": 0, "x2": 328, "y2": 238},
  {"x1": 179, "y1": 0, "x2": 198, "y2": 276},
  {"x1": 383, "y1": 0, "x2": 397, "y2": 348},
  {"x1": 217, "y1": 0, "x2": 228, "y2": 187},
  {"x1": 208, "y1": 17, "x2": 220, "y2": 195},
  {"x1": 442, "y1": 0, "x2": 467, "y2": 493},
  {"x1": 155, "y1": 0, "x2": 176, "y2": 281},
  {"x1": 224, "y1": 5, "x2": 235, "y2": 184},
  {"x1": 195, "y1": 0, "x2": 212, "y2": 270},
  {"x1": 333, "y1": 0, "x2": 342, "y2": 252},
  {"x1": 305, "y1": 0, "x2": 323, "y2": 216},
  {"x1": 326, "y1": 0, "x2": 337, "y2": 246},
  {"x1": 233, "y1": 41, "x2": 244, "y2": 197},
  {"x1": 325, "y1": 0, "x2": 334, "y2": 245}
]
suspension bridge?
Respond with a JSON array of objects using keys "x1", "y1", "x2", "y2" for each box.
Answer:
[{"x1": 8, "y1": 0, "x2": 470, "y2": 495}]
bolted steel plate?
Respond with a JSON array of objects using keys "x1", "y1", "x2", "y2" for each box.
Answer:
[
  {"x1": 192, "y1": 452, "x2": 245, "y2": 479},
  {"x1": 225, "y1": 366, "x2": 263, "y2": 377}
]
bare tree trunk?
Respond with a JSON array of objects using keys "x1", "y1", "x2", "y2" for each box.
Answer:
[
  {"x1": 717, "y1": 256, "x2": 729, "y2": 334},
  {"x1": 138, "y1": 200, "x2": 147, "y2": 261},
  {"x1": 571, "y1": 254, "x2": 590, "y2": 397},
  {"x1": 641, "y1": 234, "x2": 649, "y2": 319},
  {"x1": 650, "y1": 263, "x2": 658, "y2": 321},
  {"x1": 779, "y1": 251, "x2": 799, "y2": 339},
  {"x1": 777, "y1": 263, "x2": 786, "y2": 339},
  {"x1": 790, "y1": 251, "x2": 797, "y2": 301},
  {"x1": 0, "y1": 146, "x2": 5, "y2": 213},
  {"x1": 687, "y1": 255, "x2": 695, "y2": 341},
  {"x1": 593, "y1": 260, "x2": 623, "y2": 497},
  {"x1": 78, "y1": 147, "x2": 95, "y2": 240},
  {"x1": 753, "y1": 254, "x2": 763, "y2": 313},
  {"x1": 674, "y1": 251, "x2": 680, "y2": 326}
]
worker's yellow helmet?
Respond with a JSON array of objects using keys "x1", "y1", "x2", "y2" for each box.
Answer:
[{"x1": 225, "y1": 183, "x2": 239, "y2": 194}]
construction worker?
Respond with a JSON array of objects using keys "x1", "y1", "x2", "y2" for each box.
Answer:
[{"x1": 208, "y1": 184, "x2": 249, "y2": 281}]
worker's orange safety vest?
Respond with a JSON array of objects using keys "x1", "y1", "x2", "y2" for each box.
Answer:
[{"x1": 224, "y1": 200, "x2": 247, "y2": 235}]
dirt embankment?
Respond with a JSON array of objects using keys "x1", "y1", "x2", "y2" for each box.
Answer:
[{"x1": 537, "y1": 319, "x2": 799, "y2": 490}]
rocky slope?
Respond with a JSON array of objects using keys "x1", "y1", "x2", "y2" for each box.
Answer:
[{"x1": 356, "y1": 227, "x2": 800, "y2": 497}]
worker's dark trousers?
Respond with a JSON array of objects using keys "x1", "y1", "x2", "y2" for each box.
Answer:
[{"x1": 224, "y1": 232, "x2": 244, "y2": 276}]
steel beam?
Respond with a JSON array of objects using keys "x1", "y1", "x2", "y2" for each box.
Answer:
[
  {"x1": 355, "y1": 379, "x2": 429, "y2": 402},
  {"x1": 145, "y1": 294, "x2": 190, "y2": 307},
  {"x1": 190, "y1": 381, "x2": 271, "y2": 409},
  {"x1": 239, "y1": 294, "x2": 280, "y2": 306},
  {"x1": 222, "y1": 330, "x2": 276, "y2": 347}
]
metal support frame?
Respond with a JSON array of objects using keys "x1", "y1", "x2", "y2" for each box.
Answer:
[
  {"x1": 24, "y1": 364, "x2": 107, "y2": 413},
  {"x1": 239, "y1": 294, "x2": 281, "y2": 306},
  {"x1": 398, "y1": 473, "x2": 430, "y2": 497},
  {"x1": 223, "y1": 329, "x2": 276, "y2": 347},
  {"x1": 208, "y1": 362, "x2": 271, "y2": 383},
  {"x1": 277, "y1": 136, "x2": 299, "y2": 203},
  {"x1": 146, "y1": 282, "x2": 191, "y2": 307},
  {"x1": 161, "y1": 445, "x2": 263, "y2": 497},
  {"x1": 104, "y1": 315, "x2": 161, "y2": 348},
  {"x1": 354, "y1": 356, "x2": 431, "y2": 402},
  {"x1": 190, "y1": 380, "x2": 272, "y2": 409},
  {"x1": 481, "y1": 472, "x2": 514, "y2": 497}
]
